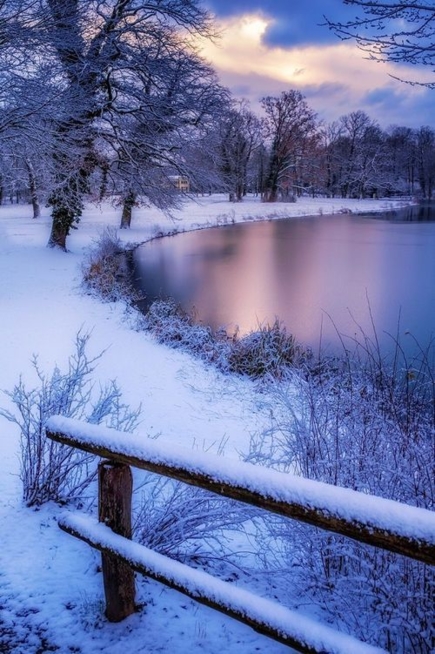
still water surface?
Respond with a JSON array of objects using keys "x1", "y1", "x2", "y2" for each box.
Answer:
[{"x1": 132, "y1": 204, "x2": 435, "y2": 354}]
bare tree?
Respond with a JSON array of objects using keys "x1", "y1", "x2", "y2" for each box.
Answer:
[
  {"x1": 324, "y1": 110, "x2": 389, "y2": 198},
  {"x1": 215, "y1": 101, "x2": 262, "y2": 201},
  {"x1": 261, "y1": 90, "x2": 318, "y2": 202},
  {"x1": 0, "y1": 0, "x2": 218, "y2": 249},
  {"x1": 95, "y1": 28, "x2": 228, "y2": 228},
  {"x1": 326, "y1": 2, "x2": 435, "y2": 86},
  {"x1": 0, "y1": 13, "x2": 62, "y2": 211},
  {"x1": 385, "y1": 125, "x2": 417, "y2": 195},
  {"x1": 415, "y1": 125, "x2": 435, "y2": 198}
]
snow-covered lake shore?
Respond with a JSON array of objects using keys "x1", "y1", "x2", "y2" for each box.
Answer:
[{"x1": 0, "y1": 194, "x2": 412, "y2": 654}]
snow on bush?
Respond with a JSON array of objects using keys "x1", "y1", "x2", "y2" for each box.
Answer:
[
  {"x1": 246, "y1": 332, "x2": 435, "y2": 653},
  {"x1": 142, "y1": 299, "x2": 229, "y2": 366},
  {"x1": 0, "y1": 332, "x2": 141, "y2": 506},
  {"x1": 134, "y1": 473, "x2": 252, "y2": 567},
  {"x1": 227, "y1": 319, "x2": 307, "y2": 379},
  {"x1": 81, "y1": 227, "x2": 135, "y2": 302},
  {"x1": 142, "y1": 300, "x2": 309, "y2": 380}
]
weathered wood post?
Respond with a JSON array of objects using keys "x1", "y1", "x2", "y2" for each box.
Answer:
[{"x1": 98, "y1": 460, "x2": 136, "y2": 622}]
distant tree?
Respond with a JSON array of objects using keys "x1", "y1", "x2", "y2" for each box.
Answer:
[
  {"x1": 261, "y1": 90, "x2": 318, "y2": 202},
  {"x1": 325, "y1": 110, "x2": 388, "y2": 198},
  {"x1": 0, "y1": 29, "x2": 61, "y2": 214},
  {"x1": 249, "y1": 142, "x2": 269, "y2": 197},
  {"x1": 415, "y1": 126, "x2": 435, "y2": 198},
  {"x1": 321, "y1": 120, "x2": 344, "y2": 198},
  {"x1": 0, "y1": 95, "x2": 53, "y2": 215},
  {"x1": 216, "y1": 101, "x2": 262, "y2": 201},
  {"x1": 385, "y1": 125, "x2": 417, "y2": 195},
  {"x1": 326, "y1": 2, "x2": 435, "y2": 86},
  {"x1": 291, "y1": 127, "x2": 325, "y2": 198}
]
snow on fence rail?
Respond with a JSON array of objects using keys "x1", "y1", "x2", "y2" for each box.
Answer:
[
  {"x1": 59, "y1": 512, "x2": 385, "y2": 654},
  {"x1": 46, "y1": 415, "x2": 435, "y2": 654}
]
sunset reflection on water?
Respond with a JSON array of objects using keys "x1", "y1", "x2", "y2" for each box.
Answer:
[{"x1": 133, "y1": 213, "x2": 435, "y2": 355}]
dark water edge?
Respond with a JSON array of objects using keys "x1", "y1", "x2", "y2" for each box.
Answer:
[{"x1": 374, "y1": 200, "x2": 435, "y2": 222}]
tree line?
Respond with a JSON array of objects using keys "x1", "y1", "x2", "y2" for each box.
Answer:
[{"x1": 0, "y1": 1, "x2": 434, "y2": 250}]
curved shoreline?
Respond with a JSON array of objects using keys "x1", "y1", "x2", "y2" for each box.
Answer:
[{"x1": 125, "y1": 194, "x2": 417, "y2": 251}]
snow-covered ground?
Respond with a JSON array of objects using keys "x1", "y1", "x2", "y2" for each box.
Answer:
[{"x1": 0, "y1": 194, "x2": 411, "y2": 654}]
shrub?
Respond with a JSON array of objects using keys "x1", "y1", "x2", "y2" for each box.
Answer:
[
  {"x1": 81, "y1": 227, "x2": 134, "y2": 302},
  {"x1": 227, "y1": 319, "x2": 307, "y2": 379},
  {"x1": 142, "y1": 301, "x2": 310, "y2": 381},
  {"x1": 0, "y1": 332, "x2": 141, "y2": 507},
  {"x1": 133, "y1": 473, "x2": 251, "y2": 566},
  {"x1": 141, "y1": 299, "x2": 231, "y2": 368},
  {"x1": 246, "y1": 333, "x2": 435, "y2": 653}
]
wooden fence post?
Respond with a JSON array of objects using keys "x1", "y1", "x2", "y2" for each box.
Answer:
[{"x1": 98, "y1": 460, "x2": 136, "y2": 622}]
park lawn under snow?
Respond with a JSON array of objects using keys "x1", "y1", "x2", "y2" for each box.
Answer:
[{"x1": 0, "y1": 194, "x2": 412, "y2": 654}]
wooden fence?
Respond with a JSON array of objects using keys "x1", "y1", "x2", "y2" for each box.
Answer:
[{"x1": 46, "y1": 415, "x2": 435, "y2": 654}]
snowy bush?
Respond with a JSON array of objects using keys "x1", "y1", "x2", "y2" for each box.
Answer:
[
  {"x1": 134, "y1": 473, "x2": 252, "y2": 567},
  {"x1": 142, "y1": 300, "x2": 309, "y2": 380},
  {"x1": 81, "y1": 227, "x2": 135, "y2": 302},
  {"x1": 227, "y1": 319, "x2": 307, "y2": 379},
  {"x1": 246, "y1": 335, "x2": 435, "y2": 652},
  {"x1": 1, "y1": 328, "x2": 251, "y2": 576},
  {"x1": 0, "y1": 332, "x2": 141, "y2": 507},
  {"x1": 141, "y1": 299, "x2": 231, "y2": 368}
]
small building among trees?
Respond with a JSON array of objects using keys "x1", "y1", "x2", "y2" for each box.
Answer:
[{"x1": 169, "y1": 176, "x2": 190, "y2": 192}]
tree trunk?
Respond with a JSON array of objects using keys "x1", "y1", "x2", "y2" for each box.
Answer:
[
  {"x1": 46, "y1": 171, "x2": 85, "y2": 250},
  {"x1": 47, "y1": 204, "x2": 76, "y2": 250},
  {"x1": 263, "y1": 157, "x2": 280, "y2": 202},
  {"x1": 26, "y1": 160, "x2": 41, "y2": 219},
  {"x1": 31, "y1": 194, "x2": 41, "y2": 219},
  {"x1": 262, "y1": 187, "x2": 278, "y2": 202},
  {"x1": 120, "y1": 191, "x2": 136, "y2": 228},
  {"x1": 98, "y1": 460, "x2": 136, "y2": 622},
  {"x1": 99, "y1": 162, "x2": 109, "y2": 201}
]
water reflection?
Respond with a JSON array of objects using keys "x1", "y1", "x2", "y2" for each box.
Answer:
[
  {"x1": 132, "y1": 210, "x2": 435, "y2": 354},
  {"x1": 380, "y1": 201, "x2": 435, "y2": 222}
]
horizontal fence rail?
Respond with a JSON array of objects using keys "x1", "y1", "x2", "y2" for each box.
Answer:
[
  {"x1": 45, "y1": 415, "x2": 435, "y2": 654},
  {"x1": 58, "y1": 511, "x2": 386, "y2": 654},
  {"x1": 46, "y1": 415, "x2": 435, "y2": 566}
]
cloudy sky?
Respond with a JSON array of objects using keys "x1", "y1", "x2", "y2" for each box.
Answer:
[{"x1": 201, "y1": 0, "x2": 434, "y2": 129}]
